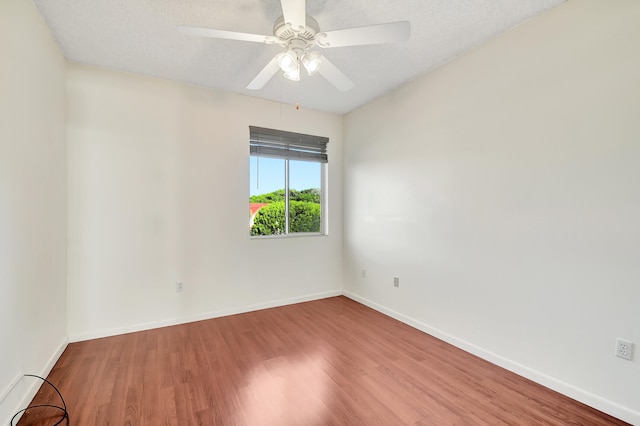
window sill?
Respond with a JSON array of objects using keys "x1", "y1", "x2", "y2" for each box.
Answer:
[{"x1": 250, "y1": 232, "x2": 326, "y2": 240}]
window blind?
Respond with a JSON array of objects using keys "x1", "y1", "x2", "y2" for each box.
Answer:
[{"x1": 249, "y1": 126, "x2": 329, "y2": 163}]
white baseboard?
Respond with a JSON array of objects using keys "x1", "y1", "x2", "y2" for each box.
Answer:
[
  {"x1": 7, "y1": 338, "x2": 68, "y2": 425},
  {"x1": 69, "y1": 289, "x2": 343, "y2": 342},
  {"x1": 343, "y1": 290, "x2": 640, "y2": 426},
  {"x1": 0, "y1": 373, "x2": 23, "y2": 405}
]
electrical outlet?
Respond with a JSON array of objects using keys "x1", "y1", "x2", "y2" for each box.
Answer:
[
  {"x1": 176, "y1": 282, "x2": 183, "y2": 292},
  {"x1": 361, "y1": 269, "x2": 367, "y2": 278},
  {"x1": 616, "y1": 339, "x2": 633, "y2": 360},
  {"x1": 393, "y1": 277, "x2": 399, "y2": 287}
]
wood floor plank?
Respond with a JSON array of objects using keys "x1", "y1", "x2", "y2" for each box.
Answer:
[{"x1": 17, "y1": 296, "x2": 629, "y2": 425}]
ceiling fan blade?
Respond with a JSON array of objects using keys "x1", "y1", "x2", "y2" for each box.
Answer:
[
  {"x1": 280, "y1": 0, "x2": 306, "y2": 31},
  {"x1": 247, "y1": 55, "x2": 282, "y2": 90},
  {"x1": 177, "y1": 25, "x2": 276, "y2": 44},
  {"x1": 317, "y1": 21, "x2": 410, "y2": 48},
  {"x1": 317, "y1": 55, "x2": 354, "y2": 92}
]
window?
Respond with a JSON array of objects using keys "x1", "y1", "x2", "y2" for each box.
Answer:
[{"x1": 249, "y1": 126, "x2": 328, "y2": 237}]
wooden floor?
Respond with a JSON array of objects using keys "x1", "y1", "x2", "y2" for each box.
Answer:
[{"x1": 19, "y1": 296, "x2": 627, "y2": 425}]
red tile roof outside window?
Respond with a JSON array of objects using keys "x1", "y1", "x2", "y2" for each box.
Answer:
[
  {"x1": 250, "y1": 203, "x2": 269, "y2": 228},
  {"x1": 250, "y1": 203, "x2": 269, "y2": 216}
]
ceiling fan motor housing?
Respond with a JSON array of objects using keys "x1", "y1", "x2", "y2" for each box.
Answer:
[{"x1": 273, "y1": 15, "x2": 320, "y2": 47}]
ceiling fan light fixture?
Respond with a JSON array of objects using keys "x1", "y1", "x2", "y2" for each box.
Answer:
[
  {"x1": 302, "y1": 51, "x2": 322, "y2": 76},
  {"x1": 283, "y1": 61, "x2": 301, "y2": 81},
  {"x1": 277, "y1": 50, "x2": 298, "y2": 74}
]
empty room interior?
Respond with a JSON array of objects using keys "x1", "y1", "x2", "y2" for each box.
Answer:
[{"x1": 1, "y1": 0, "x2": 639, "y2": 424}]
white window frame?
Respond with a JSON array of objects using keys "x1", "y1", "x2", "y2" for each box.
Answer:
[{"x1": 249, "y1": 126, "x2": 328, "y2": 238}]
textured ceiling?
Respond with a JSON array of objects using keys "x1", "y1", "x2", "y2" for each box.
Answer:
[{"x1": 32, "y1": 0, "x2": 564, "y2": 114}]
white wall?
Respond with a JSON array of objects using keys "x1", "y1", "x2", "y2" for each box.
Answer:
[
  {"x1": 343, "y1": 0, "x2": 640, "y2": 423},
  {"x1": 66, "y1": 65, "x2": 344, "y2": 340},
  {"x1": 0, "y1": 0, "x2": 68, "y2": 422}
]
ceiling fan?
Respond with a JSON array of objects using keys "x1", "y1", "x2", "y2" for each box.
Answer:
[{"x1": 177, "y1": 0, "x2": 410, "y2": 92}]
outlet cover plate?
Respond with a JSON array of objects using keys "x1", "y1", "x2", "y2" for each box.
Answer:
[{"x1": 616, "y1": 339, "x2": 633, "y2": 360}]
